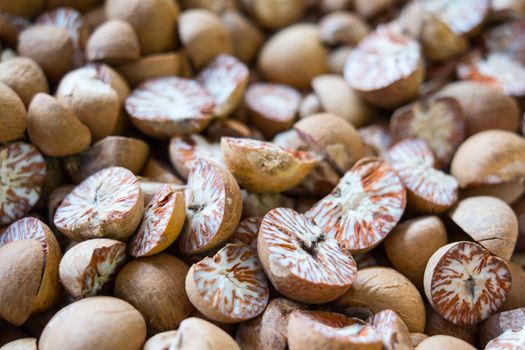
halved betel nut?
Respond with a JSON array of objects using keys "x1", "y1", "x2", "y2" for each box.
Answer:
[
  {"x1": 169, "y1": 134, "x2": 224, "y2": 180},
  {"x1": 367, "y1": 309, "x2": 412, "y2": 350},
  {"x1": 229, "y1": 217, "x2": 261, "y2": 249},
  {"x1": 54, "y1": 166, "x2": 143, "y2": 242},
  {"x1": 186, "y1": 243, "x2": 269, "y2": 323},
  {"x1": 358, "y1": 123, "x2": 394, "y2": 157}
]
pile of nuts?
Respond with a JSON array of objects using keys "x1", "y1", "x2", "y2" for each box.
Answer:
[{"x1": 1, "y1": 0, "x2": 525, "y2": 349}]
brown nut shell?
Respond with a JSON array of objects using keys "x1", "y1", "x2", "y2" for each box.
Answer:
[
  {"x1": 0, "y1": 57, "x2": 48, "y2": 108},
  {"x1": 221, "y1": 10, "x2": 264, "y2": 64},
  {"x1": 0, "y1": 82, "x2": 27, "y2": 144},
  {"x1": 86, "y1": 19, "x2": 140, "y2": 65}
]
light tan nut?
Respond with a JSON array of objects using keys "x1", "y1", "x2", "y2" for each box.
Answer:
[
  {"x1": 288, "y1": 310, "x2": 382, "y2": 350},
  {"x1": 306, "y1": 158, "x2": 406, "y2": 252},
  {"x1": 114, "y1": 254, "x2": 193, "y2": 334},
  {"x1": 415, "y1": 335, "x2": 476, "y2": 350},
  {"x1": 206, "y1": 119, "x2": 257, "y2": 142},
  {"x1": 448, "y1": 196, "x2": 518, "y2": 260},
  {"x1": 0, "y1": 83, "x2": 26, "y2": 144},
  {"x1": 368, "y1": 309, "x2": 412, "y2": 350},
  {"x1": 59, "y1": 238, "x2": 126, "y2": 299},
  {"x1": 334, "y1": 267, "x2": 426, "y2": 333},
  {"x1": 169, "y1": 134, "x2": 224, "y2": 179},
  {"x1": 220, "y1": 10, "x2": 264, "y2": 64},
  {"x1": 54, "y1": 166, "x2": 143, "y2": 241},
  {"x1": 86, "y1": 19, "x2": 140, "y2": 65},
  {"x1": 38, "y1": 296, "x2": 146, "y2": 350},
  {"x1": 221, "y1": 137, "x2": 316, "y2": 193},
  {"x1": 179, "y1": 159, "x2": 242, "y2": 254},
  {"x1": 424, "y1": 241, "x2": 512, "y2": 325},
  {"x1": 63, "y1": 136, "x2": 149, "y2": 183},
  {"x1": 258, "y1": 24, "x2": 328, "y2": 90},
  {"x1": 0, "y1": 143, "x2": 46, "y2": 225},
  {"x1": 328, "y1": 46, "x2": 353, "y2": 74},
  {"x1": 319, "y1": 11, "x2": 370, "y2": 46},
  {"x1": 186, "y1": 243, "x2": 269, "y2": 323},
  {"x1": 0, "y1": 57, "x2": 48, "y2": 108},
  {"x1": 241, "y1": 0, "x2": 308, "y2": 30},
  {"x1": 410, "y1": 334, "x2": 429, "y2": 347},
  {"x1": 128, "y1": 185, "x2": 185, "y2": 257}
]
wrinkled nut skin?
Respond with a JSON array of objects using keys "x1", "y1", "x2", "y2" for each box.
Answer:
[
  {"x1": 0, "y1": 240, "x2": 44, "y2": 326},
  {"x1": 27, "y1": 93, "x2": 91, "y2": 157},
  {"x1": 114, "y1": 254, "x2": 194, "y2": 334},
  {"x1": 415, "y1": 335, "x2": 476, "y2": 350},
  {"x1": 334, "y1": 267, "x2": 426, "y2": 333},
  {"x1": 424, "y1": 306, "x2": 478, "y2": 346},
  {"x1": 38, "y1": 297, "x2": 147, "y2": 350},
  {"x1": 1, "y1": 337, "x2": 37, "y2": 350},
  {"x1": 478, "y1": 308, "x2": 525, "y2": 348},
  {"x1": 0, "y1": 82, "x2": 27, "y2": 144},
  {"x1": 0, "y1": 57, "x2": 48, "y2": 108},
  {"x1": 451, "y1": 130, "x2": 525, "y2": 189},
  {"x1": 384, "y1": 216, "x2": 448, "y2": 290},
  {"x1": 448, "y1": 196, "x2": 518, "y2": 260},
  {"x1": 258, "y1": 24, "x2": 328, "y2": 90},
  {"x1": 59, "y1": 239, "x2": 126, "y2": 299},
  {"x1": 86, "y1": 19, "x2": 140, "y2": 65},
  {"x1": 236, "y1": 298, "x2": 307, "y2": 350},
  {"x1": 221, "y1": 10, "x2": 264, "y2": 64}
]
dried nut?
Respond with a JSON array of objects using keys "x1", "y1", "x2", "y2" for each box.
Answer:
[
  {"x1": 411, "y1": 334, "x2": 429, "y2": 347},
  {"x1": 334, "y1": 267, "x2": 426, "y2": 333},
  {"x1": 144, "y1": 317, "x2": 240, "y2": 350},
  {"x1": 1, "y1": 338, "x2": 37, "y2": 350},
  {"x1": 0, "y1": 83, "x2": 27, "y2": 144},
  {"x1": 117, "y1": 53, "x2": 182, "y2": 87},
  {"x1": 125, "y1": 77, "x2": 215, "y2": 138},
  {"x1": 448, "y1": 196, "x2": 518, "y2": 260},
  {"x1": 259, "y1": 24, "x2": 328, "y2": 90},
  {"x1": 485, "y1": 326, "x2": 525, "y2": 349},
  {"x1": 328, "y1": 46, "x2": 353, "y2": 75},
  {"x1": 105, "y1": 0, "x2": 179, "y2": 55},
  {"x1": 180, "y1": 159, "x2": 241, "y2": 254},
  {"x1": 461, "y1": 181, "x2": 525, "y2": 205},
  {"x1": 141, "y1": 159, "x2": 183, "y2": 185},
  {"x1": 344, "y1": 29, "x2": 424, "y2": 109},
  {"x1": 437, "y1": 82, "x2": 520, "y2": 136},
  {"x1": 128, "y1": 185, "x2": 185, "y2": 257},
  {"x1": 17, "y1": 25, "x2": 73, "y2": 83},
  {"x1": 294, "y1": 113, "x2": 365, "y2": 174},
  {"x1": 451, "y1": 130, "x2": 525, "y2": 188},
  {"x1": 306, "y1": 158, "x2": 406, "y2": 252},
  {"x1": 358, "y1": 124, "x2": 393, "y2": 157},
  {"x1": 258, "y1": 207, "x2": 357, "y2": 303},
  {"x1": 367, "y1": 309, "x2": 412, "y2": 350},
  {"x1": 114, "y1": 254, "x2": 193, "y2": 334},
  {"x1": 311, "y1": 75, "x2": 375, "y2": 128},
  {"x1": 500, "y1": 262, "x2": 525, "y2": 311},
  {"x1": 0, "y1": 57, "x2": 48, "y2": 108},
  {"x1": 221, "y1": 137, "x2": 316, "y2": 193},
  {"x1": 235, "y1": 297, "x2": 307, "y2": 350},
  {"x1": 287, "y1": 310, "x2": 382, "y2": 350},
  {"x1": 415, "y1": 335, "x2": 476, "y2": 350},
  {"x1": 27, "y1": 93, "x2": 91, "y2": 157},
  {"x1": 230, "y1": 217, "x2": 261, "y2": 249},
  {"x1": 186, "y1": 243, "x2": 269, "y2": 322},
  {"x1": 178, "y1": 9, "x2": 233, "y2": 70},
  {"x1": 424, "y1": 241, "x2": 512, "y2": 325},
  {"x1": 206, "y1": 119, "x2": 255, "y2": 142},
  {"x1": 390, "y1": 98, "x2": 465, "y2": 167},
  {"x1": 0, "y1": 143, "x2": 46, "y2": 225},
  {"x1": 169, "y1": 134, "x2": 224, "y2": 179},
  {"x1": 479, "y1": 308, "x2": 525, "y2": 348},
  {"x1": 1, "y1": 217, "x2": 62, "y2": 312},
  {"x1": 63, "y1": 136, "x2": 149, "y2": 183},
  {"x1": 241, "y1": 190, "x2": 294, "y2": 218},
  {"x1": 319, "y1": 11, "x2": 369, "y2": 46},
  {"x1": 384, "y1": 216, "x2": 448, "y2": 290},
  {"x1": 220, "y1": 10, "x2": 264, "y2": 64},
  {"x1": 86, "y1": 20, "x2": 140, "y2": 65},
  {"x1": 0, "y1": 240, "x2": 44, "y2": 325},
  {"x1": 242, "y1": 0, "x2": 307, "y2": 29},
  {"x1": 39, "y1": 296, "x2": 146, "y2": 350},
  {"x1": 353, "y1": 0, "x2": 396, "y2": 18},
  {"x1": 196, "y1": 54, "x2": 249, "y2": 118},
  {"x1": 424, "y1": 306, "x2": 478, "y2": 345},
  {"x1": 386, "y1": 138, "x2": 459, "y2": 213},
  {"x1": 245, "y1": 83, "x2": 301, "y2": 138},
  {"x1": 0, "y1": 0, "x2": 44, "y2": 17},
  {"x1": 54, "y1": 167, "x2": 143, "y2": 241}
]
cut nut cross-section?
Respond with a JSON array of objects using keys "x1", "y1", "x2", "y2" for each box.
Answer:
[
  {"x1": 230, "y1": 217, "x2": 262, "y2": 249},
  {"x1": 54, "y1": 166, "x2": 143, "y2": 242},
  {"x1": 386, "y1": 138, "x2": 459, "y2": 213},
  {"x1": 128, "y1": 185, "x2": 185, "y2": 257},
  {"x1": 179, "y1": 159, "x2": 242, "y2": 254},
  {"x1": 186, "y1": 243, "x2": 269, "y2": 323},
  {"x1": 0, "y1": 142, "x2": 46, "y2": 225},
  {"x1": 485, "y1": 326, "x2": 525, "y2": 349},
  {"x1": 125, "y1": 77, "x2": 215, "y2": 138},
  {"x1": 424, "y1": 241, "x2": 512, "y2": 325},
  {"x1": 169, "y1": 134, "x2": 224, "y2": 180},
  {"x1": 221, "y1": 137, "x2": 316, "y2": 193},
  {"x1": 258, "y1": 207, "x2": 357, "y2": 303},
  {"x1": 306, "y1": 157, "x2": 406, "y2": 252}
]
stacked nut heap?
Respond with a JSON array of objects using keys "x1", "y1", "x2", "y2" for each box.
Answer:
[{"x1": 1, "y1": 0, "x2": 525, "y2": 349}]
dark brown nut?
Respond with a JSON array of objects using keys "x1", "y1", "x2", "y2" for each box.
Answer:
[
  {"x1": 479, "y1": 308, "x2": 525, "y2": 348},
  {"x1": 0, "y1": 13, "x2": 30, "y2": 49},
  {"x1": 86, "y1": 20, "x2": 140, "y2": 65},
  {"x1": 206, "y1": 119, "x2": 255, "y2": 142},
  {"x1": 0, "y1": 0, "x2": 44, "y2": 18},
  {"x1": 335, "y1": 267, "x2": 426, "y2": 333},
  {"x1": 448, "y1": 196, "x2": 518, "y2": 260},
  {"x1": 0, "y1": 57, "x2": 48, "y2": 108},
  {"x1": 513, "y1": 197, "x2": 525, "y2": 252},
  {"x1": 258, "y1": 24, "x2": 328, "y2": 90},
  {"x1": 500, "y1": 262, "x2": 525, "y2": 311},
  {"x1": 169, "y1": 134, "x2": 223, "y2": 180},
  {"x1": 415, "y1": 335, "x2": 476, "y2": 350},
  {"x1": 105, "y1": 0, "x2": 180, "y2": 55},
  {"x1": 117, "y1": 53, "x2": 182, "y2": 87},
  {"x1": 63, "y1": 136, "x2": 149, "y2": 183},
  {"x1": 0, "y1": 82, "x2": 26, "y2": 144},
  {"x1": 220, "y1": 10, "x2": 264, "y2": 64},
  {"x1": 27, "y1": 93, "x2": 91, "y2": 157},
  {"x1": 178, "y1": 9, "x2": 233, "y2": 70},
  {"x1": 38, "y1": 297, "x2": 147, "y2": 350},
  {"x1": 424, "y1": 306, "x2": 478, "y2": 346},
  {"x1": 45, "y1": 0, "x2": 101, "y2": 11},
  {"x1": 319, "y1": 11, "x2": 369, "y2": 46},
  {"x1": 17, "y1": 25, "x2": 73, "y2": 83},
  {"x1": 114, "y1": 254, "x2": 193, "y2": 334}
]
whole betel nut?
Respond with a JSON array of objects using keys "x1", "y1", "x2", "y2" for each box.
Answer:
[
  {"x1": 0, "y1": 82, "x2": 27, "y2": 144},
  {"x1": 0, "y1": 57, "x2": 48, "y2": 108}
]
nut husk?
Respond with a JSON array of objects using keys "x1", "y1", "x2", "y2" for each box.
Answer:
[
  {"x1": 86, "y1": 19, "x2": 140, "y2": 65},
  {"x1": 0, "y1": 57, "x2": 48, "y2": 108},
  {"x1": 0, "y1": 82, "x2": 27, "y2": 144}
]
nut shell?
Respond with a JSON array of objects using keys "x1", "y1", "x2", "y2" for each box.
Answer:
[
  {"x1": 86, "y1": 20, "x2": 140, "y2": 65},
  {"x1": 0, "y1": 57, "x2": 48, "y2": 108},
  {"x1": 0, "y1": 82, "x2": 27, "y2": 144}
]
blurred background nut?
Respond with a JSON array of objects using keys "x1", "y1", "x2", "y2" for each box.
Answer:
[{"x1": 86, "y1": 20, "x2": 140, "y2": 65}]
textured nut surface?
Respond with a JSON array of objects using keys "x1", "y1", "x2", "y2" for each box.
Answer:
[
  {"x1": 0, "y1": 82, "x2": 27, "y2": 144},
  {"x1": 86, "y1": 19, "x2": 140, "y2": 65}
]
